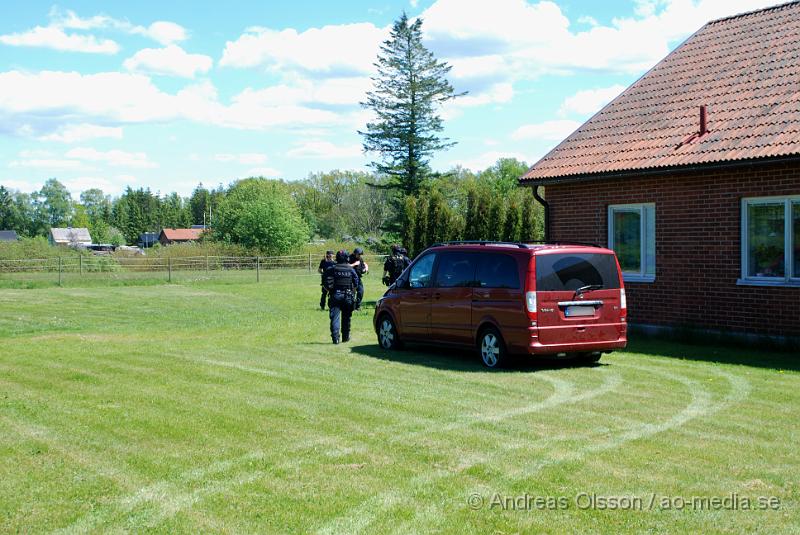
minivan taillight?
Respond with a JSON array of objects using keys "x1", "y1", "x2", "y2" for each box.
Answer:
[
  {"x1": 526, "y1": 256, "x2": 537, "y2": 323},
  {"x1": 620, "y1": 288, "x2": 627, "y2": 310}
]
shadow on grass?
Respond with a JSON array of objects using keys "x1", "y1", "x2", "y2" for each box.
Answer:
[
  {"x1": 349, "y1": 343, "x2": 605, "y2": 373},
  {"x1": 625, "y1": 336, "x2": 800, "y2": 372}
]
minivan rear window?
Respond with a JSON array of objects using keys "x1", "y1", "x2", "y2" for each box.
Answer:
[{"x1": 536, "y1": 253, "x2": 620, "y2": 291}]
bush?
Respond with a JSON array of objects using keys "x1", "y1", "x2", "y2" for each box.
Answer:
[
  {"x1": 212, "y1": 179, "x2": 309, "y2": 255},
  {"x1": 0, "y1": 236, "x2": 90, "y2": 261}
]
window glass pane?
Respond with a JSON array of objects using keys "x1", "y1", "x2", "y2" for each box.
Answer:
[
  {"x1": 748, "y1": 203, "x2": 785, "y2": 277},
  {"x1": 536, "y1": 253, "x2": 621, "y2": 291},
  {"x1": 613, "y1": 210, "x2": 641, "y2": 272},
  {"x1": 476, "y1": 254, "x2": 520, "y2": 289},
  {"x1": 794, "y1": 202, "x2": 799, "y2": 278},
  {"x1": 409, "y1": 253, "x2": 436, "y2": 288},
  {"x1": 434, "y1": 253, "x2": 476, "y2": 288},
  {"x1": 644, "y1": 205, "x2": 656, "y2": 277}
]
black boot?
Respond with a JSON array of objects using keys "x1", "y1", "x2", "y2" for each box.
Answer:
[
  {"x1": 342, "y1": 334, "x2": 350, "y2": 342},
  {"x1": 332, "y1": 336, "x2": 340, "y2": 344}
]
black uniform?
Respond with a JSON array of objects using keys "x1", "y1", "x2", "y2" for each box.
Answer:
[
  {"x1": 348, "y1": 252, "x2": 366, "y2": 309},
  {"x1": 323, "y1": 261, "x2": 359, "y2": 343},
  {"x1": 383, "y1": 253, "x2": 406, "y2": 285},
  {"x1": 318, "y1": 258, "x2": 336, "y2": 309}
]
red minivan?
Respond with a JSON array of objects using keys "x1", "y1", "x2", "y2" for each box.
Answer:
[{"x1": 373, "y1": 241, "x2": 627, "y2": 368}]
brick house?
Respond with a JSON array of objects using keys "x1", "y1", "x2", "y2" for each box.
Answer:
[{"x1": 520, "y1": 2, "x2": 799, "y2": 340}]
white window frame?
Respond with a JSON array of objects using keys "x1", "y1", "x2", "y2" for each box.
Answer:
[
  {"x1": 608, "y1": 203, "x2": 656, "y2": 283},
  {"x1": 739, "y1": 195, "x2": 800, "y2": 287}
]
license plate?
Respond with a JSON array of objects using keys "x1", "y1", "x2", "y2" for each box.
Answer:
[{"x1": 565, "y1": 305, "x2": 595, "y2": 317}]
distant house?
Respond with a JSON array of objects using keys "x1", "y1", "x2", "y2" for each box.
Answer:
[
  {"x1": 519, "y1": 2, "x2": 800, "y2": 340},
  {"x1": 49, "y1": 227, "x2": 92, "y2": 247},
  {"x1": 138, "y1": 232, "x2": 160, "y2": 248},
  {"x1": 159, "y1": 228, "x2": 204, "y2": 246},
  {"x1": 0, "y1": 230, "x2": 18, "y2": 241}
]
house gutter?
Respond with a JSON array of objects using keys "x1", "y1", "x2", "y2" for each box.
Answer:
[
  {"x1": 531, "y1": 185, "x2": 550, "y2": 242},
  {"x1": 519, "y1": 154, "x2": 800, "y2": 187}
]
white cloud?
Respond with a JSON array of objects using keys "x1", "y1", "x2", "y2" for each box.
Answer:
[
  {"x1": 233, "y1": 76, "x2": 373, "y2": 108},
  {"x1": 558, "y1": 84, "x2": 626, "y2": 116},
  {"x1": 220, "y1": 23, "x2": 387, "y2": 75},
  {"x1": 124, "y1": 45, "x2": 213, "y2": 78},
  {"x1": 287, "y1": 141, "x2": 362, "y2": 159},
  {"x1": 0, "y1": 70, "x2": 349, "y2": 135},
  {"x1": 214, "y1": 153, "x2": 268, "y2": 164},
  {"x1": 454, "y1": 150, "x2": 530, "y2": 172},
  {"x1": 65, "y1": 147, "x2": 157, "y2": 168},
  {"x1": 39, "y1": 123, "x2": 123, "y2": 143},
  {"x1": 421, "y1": 0, "x2": 778, "y2": 76},
  {"x1": 511, "y1": 120, "x2": 582, "y2": 141},
  {"x1": 0, "y1": 26, "x2": 119, "y2": 54},
  {"x1": 0, "y1": 9, "x2": 188, "y2": 55},
  {"x1": 138, "y1": 21, "x2": 187, "y2": 45},
  {"x1": 52, "y1": 8, "x2": 188, "y2": 45}
]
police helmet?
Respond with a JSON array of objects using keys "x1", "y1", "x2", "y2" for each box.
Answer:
[
  {"x1": 353, "y1": 247, "x2": 364, "y2": 255},
  {"x1": 391, "y1": 244, "x2": 400, "y2": 254},
  {"x1": 399, "y1": 247, "x2": 408, "y2": 255},
  {"x1": 335, "y1": 250, "x2": 349, "y2": 263}
]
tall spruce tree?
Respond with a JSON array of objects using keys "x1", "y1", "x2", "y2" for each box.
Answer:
[{"x1": 360, "y1": 13, "x2": 462, "y2": 230}]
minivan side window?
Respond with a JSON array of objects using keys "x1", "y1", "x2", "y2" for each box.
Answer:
[
  {"x1": 536, "y1": 253, "x2": 621, "y2": 291},
  {"x1": 475, "y1": 253, "x2": 520, "y2": 289},
  {"x1": 434, "y1": 252, "x2": 476, "y2": 288},
  {"x1": 408, "y1": 253, "x2": 437, "y2": 288}
]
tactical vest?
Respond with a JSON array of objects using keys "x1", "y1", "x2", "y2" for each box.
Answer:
[{"x1": 327, "y1": 264, "x2": 354, "y2": 305}]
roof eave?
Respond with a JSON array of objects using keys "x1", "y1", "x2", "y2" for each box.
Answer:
[{"x1": 518, "y1": 154, "x2": 800, "y2": 186}]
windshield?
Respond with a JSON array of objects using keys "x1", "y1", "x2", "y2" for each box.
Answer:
[{"x1": 536, "y1": 253, "x2": 621, "y2": 291}]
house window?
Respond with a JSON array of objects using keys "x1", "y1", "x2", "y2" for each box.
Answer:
[
  {"x1": 608, "y1": 203, "x2": 655, "y2": 282},
  {"x1": 740, "y1": 196, "x2": 800, "y2": 286}
]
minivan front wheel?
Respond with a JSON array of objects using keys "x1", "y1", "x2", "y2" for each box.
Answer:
[
  {"x1": 479, "y1": 327, "x2": 507, "y2": 368},
  {"x1": 377, "y1": 315, "x2": 402, "y2": 350}
]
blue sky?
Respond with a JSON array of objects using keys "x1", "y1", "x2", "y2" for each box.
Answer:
[{"x1": 0, "y1": 0, "x2": 777, "y2": 197}]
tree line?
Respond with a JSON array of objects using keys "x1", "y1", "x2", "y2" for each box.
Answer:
[{"x1": 0, "y1": 157, "x2": 542, "y2": 255}]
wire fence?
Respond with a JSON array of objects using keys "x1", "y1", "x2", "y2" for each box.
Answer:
[{"x1": 0, "y1": 253, "x2": 388, "y2": 286}]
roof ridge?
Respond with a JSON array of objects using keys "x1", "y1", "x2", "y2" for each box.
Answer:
[{"x1": 707, "y1": 0, "x2": 799, "y2": 25}]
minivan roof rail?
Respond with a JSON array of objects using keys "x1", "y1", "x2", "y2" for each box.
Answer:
[
  {"x1": 430, "y1": 240, "x2": 529, "y2": 248},
  {"x1": 429, "y1": 240, "x2": 600, "y2": 249},
  {"x1": 524, "y1": 240, "x2": 600, "y2": 248}
]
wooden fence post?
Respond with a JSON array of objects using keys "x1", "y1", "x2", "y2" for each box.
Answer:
[
  {"x1": 58, "y1": 257, "x2": 63, "y2": 286},
  {"x1": 206, "y1": 254, "x2": 209, "y2": 273},
  {"x1": 256, "y1": 256, "x2": 260, "y2": 282},
  {"x1": 168, "y1": 257, "x2": 172, "y2": 283},
  {"x1": 308, "y1": 253, "x2": 312, "y2": 272},
  {"x1": 79, "y1": 254, "x2": 83, "y2": 275}
]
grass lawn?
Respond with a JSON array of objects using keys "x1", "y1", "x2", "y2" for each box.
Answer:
[{"x1": 0, "y1": 270, "x2": 797, "y2": 533}]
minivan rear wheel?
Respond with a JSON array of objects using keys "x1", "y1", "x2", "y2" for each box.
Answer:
[
  {"x1": 479, "y1": 327, "x2": 507, "y2": 368},
  {"x1": 377, "y1": 315, "x2": 403, "y2": 350}
]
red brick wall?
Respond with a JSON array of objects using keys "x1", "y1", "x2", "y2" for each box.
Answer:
[{"x1": 545, "y1": 160, "x2": 800, "y2": 337}]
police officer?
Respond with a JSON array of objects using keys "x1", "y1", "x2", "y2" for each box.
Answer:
[
  {"x1": 348, "y1": 247, "x2": 368, "y2": 310},
  {"x1": 317, "y1": 250, "x2": 335, "y2": 310},
  {"x1": 382, "y1": 244, "x2": 406, "y2": 286},
  {"x1": 323, "y1": 250, "x2": 359, "y2": 344}
]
